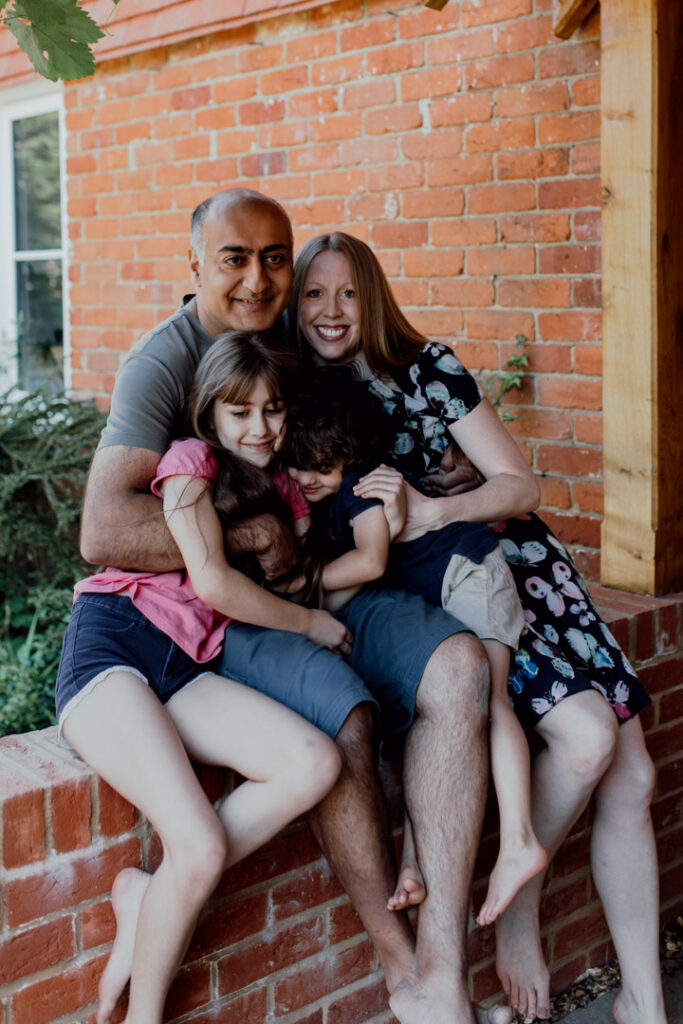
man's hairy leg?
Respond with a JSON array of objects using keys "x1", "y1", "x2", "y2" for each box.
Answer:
[
  {"x1": 389, "y1": 632, "x2": 504, "y2": 1024},
  {"x1": 307, "y1": 704, "x2": 416, "y2": 993}
]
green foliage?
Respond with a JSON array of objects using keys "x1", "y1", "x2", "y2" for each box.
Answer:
[
  {"x1": 0, "y1": 387, "x2": 105, "y2": 736},
  {"x1": 0, "y1": 587, "x2": 72, "y2": 736},
  {"x1": 3, "y1": 0, "x2": 120, "y2": 82},
  {"x1": 475, "y1": 334, "x2": 529, "y2": 422},
  {"x1": 0, "y1": 386, "x2": 105, "y2": 589}
]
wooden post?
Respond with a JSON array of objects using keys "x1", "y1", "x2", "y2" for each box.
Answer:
[{"x1": 601, "y1": 0, "x2": 683, "y2": 594}]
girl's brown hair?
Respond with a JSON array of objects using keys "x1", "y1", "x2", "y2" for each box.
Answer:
[
  {"x1": 190, "y1": 331, "x2": 305, "y2": 583},
  {"x1": 291, "y1": 232, "x2": 428, "y2": 374}
]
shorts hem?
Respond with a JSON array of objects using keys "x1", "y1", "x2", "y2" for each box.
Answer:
[
  {"x1": 58, "y1": 664, "x2": 149, "y2": 745},
  {"x1": 164, "y1": 669, "x2": 221, "y2": 708}
]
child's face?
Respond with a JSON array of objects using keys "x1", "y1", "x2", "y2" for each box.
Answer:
[
  {"x1": 212, "y1": 378, "x2": 286, "y2": 468},
  {"x1": 288, "y1": 462, "x2": 344, "y2": 502}
]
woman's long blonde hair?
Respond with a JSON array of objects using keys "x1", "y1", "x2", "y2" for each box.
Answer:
[{"x1": 291, "y1": 232, "x2": 428, "y2": 374}]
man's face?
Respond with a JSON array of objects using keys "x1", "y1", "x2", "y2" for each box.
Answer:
[{"x1": 190, "y1": 199, "x2": 293, "y2": 336}]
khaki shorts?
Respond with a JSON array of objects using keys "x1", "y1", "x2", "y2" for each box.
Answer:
[{"x1": 441, "y1": 546, "x2": 525, "y2": 649}]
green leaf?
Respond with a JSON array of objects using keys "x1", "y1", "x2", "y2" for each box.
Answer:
[
  {"x1": 12, "y1": 0, "x2": 105, "y2": 81},
  {"x1": 6, "y1": 14, "x2": 56, "y2": 79}
]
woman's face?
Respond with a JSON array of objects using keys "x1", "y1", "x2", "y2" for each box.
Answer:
[{"x1": 298, "y1": 250, "x2": 361, "y2": 364}]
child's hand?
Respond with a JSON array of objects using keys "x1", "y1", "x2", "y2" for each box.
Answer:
[
  {"x1": 306, "y1": 609, "x2": 353, "y2": 655},
  {"x1": 354, "y1": 464, "x2": 407, "y2": 542}
]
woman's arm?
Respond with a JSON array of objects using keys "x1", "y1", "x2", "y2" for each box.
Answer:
[
  {"x1": 162, "y1": 474, "x2": 352, "y2": 653},
  {"x1": 356, "y1": 400, "x2": 540, "y2": 542},
  {"x1": 321, "y1": 505, "x2": 391, "y2": 592}
]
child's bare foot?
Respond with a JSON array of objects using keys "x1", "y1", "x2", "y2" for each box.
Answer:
[
  {"x1": 476, "y1": 837, "x2": 547, "y2": 927},
  {"x1": 96, "y1": 867, "x2": 150, "y2": 1024},
  {"x1": 387, "y1": 863, "x2": 426, "y2": 911}
]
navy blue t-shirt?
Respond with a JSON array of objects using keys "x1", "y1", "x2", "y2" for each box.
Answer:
[{"x1": 328, "y1": 472, "x2": 497, "y2": 607}]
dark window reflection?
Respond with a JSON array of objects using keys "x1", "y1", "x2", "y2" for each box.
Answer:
[
  {"x1": 13, "y1": 111, "x2": 61, "y2": 252},
  {"x1": 16, "y1": 260, "x2": 63, "y2": 390}
]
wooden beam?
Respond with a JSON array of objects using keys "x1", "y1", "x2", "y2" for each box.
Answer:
[
  {"x1": 600, "y1": 0, "x2": 683, "y2": 594},
  {"x1": 553, "y1": 0, "x2": 599, "y2": 39}
]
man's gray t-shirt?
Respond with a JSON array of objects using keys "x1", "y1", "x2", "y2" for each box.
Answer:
[{"x1": 98, "y1": 300, "x2": 215, "y2": 454}]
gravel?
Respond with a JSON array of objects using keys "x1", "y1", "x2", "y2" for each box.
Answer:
[{"x1": 510, "y1": 917, "x2": 683, "y2": 1023}]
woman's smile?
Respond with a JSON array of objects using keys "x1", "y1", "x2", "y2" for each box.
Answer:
[{"x1": 299, "y1": 250, "x2": 361, "y2": 363}]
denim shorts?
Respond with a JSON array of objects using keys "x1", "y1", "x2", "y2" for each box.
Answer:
[
  {"x1": 221, "y1": 585, "x2": 466, "y2": 747},
  {"x1": 55, "y1": 593, "x2": 215, "y2": 734}
]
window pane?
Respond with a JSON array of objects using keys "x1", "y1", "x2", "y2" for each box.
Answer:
[
  {"x1": 16, "y1": 259, "x2": 63, "y2": 390},
  {"x1": 13, "y1": 111, "x2": 61, "y2": 252}
]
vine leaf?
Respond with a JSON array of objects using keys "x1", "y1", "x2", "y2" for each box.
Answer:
[{"x1": 4, "y1": 0, "x2": 119, "y2": 82}]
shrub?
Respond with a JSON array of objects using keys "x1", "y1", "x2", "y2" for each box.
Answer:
[{"x1": 0, "y1": 387, "x2": 105, "y2": 736}]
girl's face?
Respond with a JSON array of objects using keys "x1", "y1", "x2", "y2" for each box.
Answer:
[
  {"x1": 212, "y1": 378, "x2": 287, "y2": 468},
  {"x1": 288, "y1": 462, "x2": 344, "y2": 502},
  {"x1": 298, "y1": 250, "x2": 361, "y2": 365}
]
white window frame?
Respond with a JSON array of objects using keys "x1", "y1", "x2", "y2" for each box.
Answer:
[{"x1": 0, "y1": 79, "x2": 68, "y2": 392}]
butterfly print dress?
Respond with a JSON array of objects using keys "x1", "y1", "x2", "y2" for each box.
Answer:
[{"x1": 366, "y1": 342, "x2": 651, "y2": 731}]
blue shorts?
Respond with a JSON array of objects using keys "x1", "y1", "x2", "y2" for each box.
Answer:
[
  {"x1": 55, "y1": 593, "x2": 215, "y2": 734},
  {"x1": 220, "y1": 585, "x2": 466, "y2": 746}
]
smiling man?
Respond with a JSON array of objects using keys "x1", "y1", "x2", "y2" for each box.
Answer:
[{"x1": 80, "y1": 188, "x2": 295, "y2": 572}]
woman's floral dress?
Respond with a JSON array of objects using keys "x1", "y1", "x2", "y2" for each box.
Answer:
[{"x1": 366, "y1": 342, "x2": 650, "y2": 731}]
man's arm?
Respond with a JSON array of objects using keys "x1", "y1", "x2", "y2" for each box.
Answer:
[
  {"x1": 81, "y1": 445, "x2": 301, "y2": 576},
  {"x1": 80, "y1": 445, "x2": 183, "y2": 571}
]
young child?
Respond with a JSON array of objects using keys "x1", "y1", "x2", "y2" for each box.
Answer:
[
  {"x1": 54, "y1": 331, "x2": 352, "y2": 1024},
  {"x1": 286, "y1": 365, "x2": 548, "y2": 927}
]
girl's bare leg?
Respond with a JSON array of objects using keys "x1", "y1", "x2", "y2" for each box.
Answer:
[
  {"x1": 477, "y1": 640, "x2": 547, "y2": 927},
  {"x1": 167, "y1": 673, "x2": 341, "y2": 860},
  {"x1": 97, "y1": 867, "x2": 151, "y2": 1022},
  {"x1": 63, "y1": 673, "x2": 229, "y2": 1024},
  {"x1": 387, "y1": 810, "x2": 427, "y2": 911},
  {"x1": 95, "y1": 672, "x2": 341, "y2": 1021}
]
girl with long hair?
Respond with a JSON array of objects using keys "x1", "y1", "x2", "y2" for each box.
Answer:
[{"x1": 54, "y1": 330, "x2": 351, "y2": 1024}]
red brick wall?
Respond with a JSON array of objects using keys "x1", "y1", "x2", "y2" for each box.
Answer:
[
  {"x1": 50, "y1": 0, "x2": 604, "y2": 575},
  {"x1": 1, "y1": 590, "x2": 681, "y2": 1023}
]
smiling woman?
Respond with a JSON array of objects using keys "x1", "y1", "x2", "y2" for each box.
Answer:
[
  {"x1": 290, "y1": 230, "x2": 667, "y2": 1024},
  {"x1": 298, "y1": 249, "x2": 361, "y2": 364}
]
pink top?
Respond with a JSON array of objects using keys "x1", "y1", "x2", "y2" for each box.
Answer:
[{"x1": 74, "y1": 438, "x2": 310, "y2": 663}]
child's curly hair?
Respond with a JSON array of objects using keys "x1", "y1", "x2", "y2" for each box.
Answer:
[{"x1": 285, "y1": 364, "x2": 387, "y2": 476}]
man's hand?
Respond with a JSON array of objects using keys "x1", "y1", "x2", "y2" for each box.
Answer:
[
  {"x1": 422, "y1": 443, "x2": 484, "y2": 497},
  {"x1": 224, "y1": 514, "x2": 298, "y2": 581}
]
